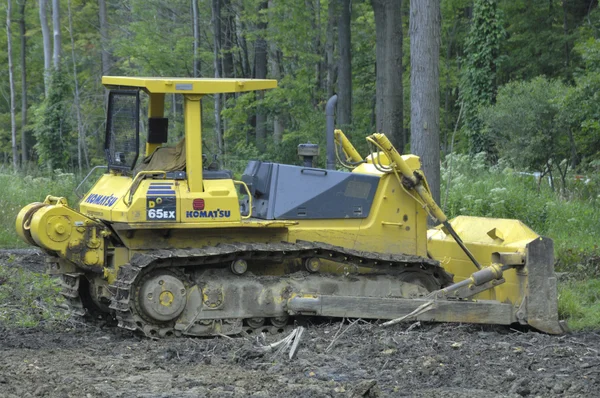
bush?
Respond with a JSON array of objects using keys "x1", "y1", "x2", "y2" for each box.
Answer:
[{"x1": 442, "y1": 153, "x2": 600, "y2": 271}]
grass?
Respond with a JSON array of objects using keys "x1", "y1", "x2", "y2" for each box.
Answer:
[
  {"x1": 558, "y1": 279, "x2": 600, "y2": 330},
  {"x1": 443, "y1": 153, "x2": 600, "y2": 273},
  {"x1": 0, "y1": 170, "x2": 78, "y2": 248},
  {"x1": 0, "y1": 261, "x2": 68, "y2": 328}
]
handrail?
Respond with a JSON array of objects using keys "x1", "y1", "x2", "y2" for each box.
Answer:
[
  {"x1": 75, "y1": 166, "x2": 108, "y2": 199},
  {"x1": 233, "y1": 180, "x2": 253, "y2": 219}
]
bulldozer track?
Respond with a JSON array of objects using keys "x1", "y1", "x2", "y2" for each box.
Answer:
[{"x1": 98, "y1": 241, "x2": 452, "y2": 338}]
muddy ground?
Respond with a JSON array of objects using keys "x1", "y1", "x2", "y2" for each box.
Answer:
[{"x1": 1, "y1": 250, "x2": 600, "y2": 398}]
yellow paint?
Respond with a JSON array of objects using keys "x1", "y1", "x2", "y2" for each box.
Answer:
[
  {"x1": 159, "y1": 291, "x2": 174, "y2": 306},
  {"x1": 101, "y1": 76, "x2": 277, "y2": 94}
]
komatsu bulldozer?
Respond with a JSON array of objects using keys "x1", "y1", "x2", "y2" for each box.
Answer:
[{"x1": 16, "y1": 77, "x2": 566, "y2": 337}]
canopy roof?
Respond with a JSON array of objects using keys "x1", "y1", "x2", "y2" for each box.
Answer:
[{"x1": 102, "y1": 76, "x2": 277, "y2": 94}]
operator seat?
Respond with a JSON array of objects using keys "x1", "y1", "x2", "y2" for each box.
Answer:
[{"x1": 135, "y1": 138, "x2": 232, "y2": 180}]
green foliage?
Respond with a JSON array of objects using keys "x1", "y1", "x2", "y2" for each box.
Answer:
[
  {"x1": 33, "y1": 69, "x2": 73, "y2": 171},
  {"x1": 558, "y1": 279, "x2": 600, "y2": 331},
  {"x1": 479, "y1": 76, "x2": 569, "y2": 172},
  {"x1": 0, "y1": 264, "x2": 67, "y2": 328},
  {"x1": 459, "y1": 0, "x2": 504, "y2": 153},
  {"x1": 442, "y1": 153, "x2": 600, "y2": 271},
  {"x1": 0, "y1": 170, "x2": 78, "y2": 248},
  {"x1": 560, "y1": 38, "x2": 600, "y2": 163}
]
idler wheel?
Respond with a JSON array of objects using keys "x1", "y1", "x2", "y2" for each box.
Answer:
[
  {"x1": 270, "y1": 316, "x2": 289, "y2": 328},
  {"x1": 138, "y1": 273, "x2": 187, "y2": 323},
  {"x1": 246, "y1": 317, "x2": 266, "y2": 328}
]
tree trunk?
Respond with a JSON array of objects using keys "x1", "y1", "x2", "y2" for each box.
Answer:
[
  {"x1": 337, "y1": 0, "x2": 352, "y2": 126},
  {"x1": 192, "y1": 0, "x2": 200, "y2": 77},
  {"x1": 19, "y1": 0, "x2": 27, "y2": 164},
  {"x1": 39, "y1": 0, "x2": 52, "y2": 95},
  {"x1": 311, "y1": 0, "x2": 323, "y2": 94},
  {"x1": 221, "y1": 0, "x2": 234, "y2": 78},
  {"x1": 562, "y1": 0, "x2": 569, "y2": 73},
  {"x1": 212, "y1": 0, "x2": 223, "y2": 160},
  {"x1": 52, "y1": 0, "x2": 61, "y2": 69},
  {"x1": 372, "y1": 0, "x2": 404, "y2": 150},
  {"x1": 68, "y1": 0, "x2": 88, "y2": 171},
  {"x1": 98, "y1": 0, "x2": 110, "y2": 76},
  {"x1": 7, "y1": 0, "x2": 19, "y2": 170},
  {"x1": 254, "y1": 0, "x2": 268, "y2": 152},
  {"x1": 326, "y1": 0, "x2": 336, "y2": 99},
  {"x1": 410, "y1": 0, "x2": 441, "y2": 205},
  {"x1": 238, "y1": 17, "x2": 251, "y2": 78}
]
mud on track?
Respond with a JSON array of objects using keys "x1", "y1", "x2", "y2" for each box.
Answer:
[{"x1": 1, "y1": 251, "x2": 600, "y2": 397}]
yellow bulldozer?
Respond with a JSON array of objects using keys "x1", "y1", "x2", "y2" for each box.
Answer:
[{"x1": 16, "y1": 77, "x2": 566, "y2": 337}]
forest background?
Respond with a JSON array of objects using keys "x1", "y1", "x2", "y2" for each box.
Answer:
[{"x1": 1, "y1": 0, "x2": 600, "y2": 329}]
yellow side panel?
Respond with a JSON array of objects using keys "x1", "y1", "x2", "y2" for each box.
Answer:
[
  {"x1": 179, "y1": 179, "x2": 241, "y2": 222},
  {"x1": 287, "y1": 172, "x2": 427, "y2": 257},
  {"x1": 79, "y1": 174, "x2": 132, "y2": 220}
]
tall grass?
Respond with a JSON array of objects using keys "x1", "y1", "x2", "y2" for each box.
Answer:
[
  {"x1": 1, "y1": 170, "x2": 78, "y2": 248},
  {"x1": 443, "y1": 153, "x2": 600, "y2": 273}
]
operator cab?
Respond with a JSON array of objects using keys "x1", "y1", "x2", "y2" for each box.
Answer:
[{"x1": 102, "y1": 77, "x2": 378, "y2": 222}]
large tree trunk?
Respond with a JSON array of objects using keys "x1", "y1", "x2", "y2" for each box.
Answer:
[
  {"x1": 337, "y1": 0, "x2": 352, "y2": 126},
  {"x1": 372, "y1": 0, "x2": 404, "y2": 150},
  {"x1": 410, "y1": 0, "x2": 441, "y2": 205},
  {"x1": 326, "y1": 0, "x2": 336, "y2": 99},
  {"x1": 7, "y1": 0, "x2": 19, "y2": 170},
  {"x1": 19, "y1": 0, "x2": 27, "y2": 164},
  {"x1": 98, "y1": 0, "x2": 110, "y2": 76},
  {"x1": 52, "y1": 0, "x2": 61, "y2": 69},
  {"x1": 39, "y1": 0, "x2": 52, "y2": 95},
  {"x1": 254, "y1": 0, "x2": 268, "y2": 152}
]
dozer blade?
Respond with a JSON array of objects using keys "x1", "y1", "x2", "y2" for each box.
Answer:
[
  {"x1": 525, "y1": 237, "x2": 567, "y2": 334},
  {"x1": 427, "y1": 216, "x2": 567, "y2": 334}
]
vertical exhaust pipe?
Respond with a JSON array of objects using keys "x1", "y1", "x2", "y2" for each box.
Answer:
[{"x1": 326, "y1": 95, "x2": 338, "y2": 170}]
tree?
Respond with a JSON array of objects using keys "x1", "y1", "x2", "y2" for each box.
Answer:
[
  {"x1": 254, "y1": 0, "x2": 268, "y2": 152},
  {"x1": 7, "y1": 0, "x2": 19, "y2": 169},
  {"x1": 410, "y1": 0, "x2": 441, "y2": 204},
  {"x1": 212, "y1": 0, "x2": 224, "y2": 158},
  {"x1": 68, "y1": 0, "x2": 88, "y2": 171},
  {"x1": 372, "y1": 0, "x2": 404, "y2": 150},
  {"x1": 459, "y1": 0, "x2": 503, "y2": 154},
  {"x1": 34, "y1": 70, "x2": 72, "y2": 171},
  {"x1": 39, "y1": 0, "x2": 52, "y2": 95},
  {"x1": 192, "y1": 0, "x2": 200, "y2": 77},
  {"x1": 337, "y1": 0, "x2": 352, "y2": 126},
  {"x1": 19, "y1": 0, "x2": 27, "y2": 164},
  {"x1": 480, "y1": 77, "x2": 569, "y2": 173},
  {"x1": 325, "y1": 0, "x2": 336, "y2": 99},
  {"x1": 52, "y1": 0, "x2": 61, "y2": 69},
  {"x1": 98, "y1": 0, "x2": 110, "y2": 76}
]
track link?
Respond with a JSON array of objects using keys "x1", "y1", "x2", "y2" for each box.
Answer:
[{"x1": 108, "y1": 241, "x2": 453, "y2": 338}]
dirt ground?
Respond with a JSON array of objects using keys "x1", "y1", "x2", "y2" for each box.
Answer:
[{"x1": 1, "y1": 250, "x2": 600, "y2": 398}]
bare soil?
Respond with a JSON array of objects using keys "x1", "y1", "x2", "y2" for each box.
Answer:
[{"x1": 1, "y1": 251, "x2": 600, "y2": 398}]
